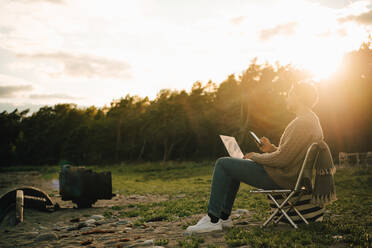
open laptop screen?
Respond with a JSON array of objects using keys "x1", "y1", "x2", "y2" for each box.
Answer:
[{"x1": 219, "y1": 135, "x2": 244, "y2": 159}]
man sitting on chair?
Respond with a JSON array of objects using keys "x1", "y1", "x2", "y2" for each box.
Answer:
[{"x1": 185, "y1": 81, "x2": 324, "y2": 234}]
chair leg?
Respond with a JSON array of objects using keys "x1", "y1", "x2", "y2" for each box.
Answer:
[
  {"x1": 263, "y1": 191, "x2": 311, "y2": 229},
  {"x1": 262, "y1": 193, "x2": 283, "y2": 227},
  {"x1": 275, "y1": 200, "x2": 308, "y2": 226},
  {"x1": 281, "y1": 192, "x2": 309, "y2": 225},
  {"x1": 263, "y1": 206, "x2": 279, "y2": 227},
  {"x1": 273, "y1": 203, "x2": 291, "y2": 224},
  {"x1": 274, "y1": 193, "x2": 296, "y2": 224},
  {"x1": 268, "y1": 193, "x2": 298, "y2": 229},
  {"x1": 289, "y1": 204, "x2": 309, "y2": 225},
  {"x1": 277, "y1": 206, "x2": 298, "y2": 229},
  {"x1": 273, "y1": 207, "x2": 289, "y2": 224}
]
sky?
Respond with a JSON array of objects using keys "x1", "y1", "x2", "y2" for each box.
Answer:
[{"x1": 0, "y1": 0, "x2": 371, "y2": 113}]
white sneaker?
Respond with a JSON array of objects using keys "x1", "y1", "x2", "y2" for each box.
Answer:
[
  {"x1": 221, "y1": 217, "x2": 233, "y2": 228},
  {"x1": 185, "y1": 215, "x2": 222, "y2": 234}
]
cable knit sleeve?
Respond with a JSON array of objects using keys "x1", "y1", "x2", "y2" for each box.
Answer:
[{"x1": 250, "y1": 118, "x2": 312, "y2": 168}]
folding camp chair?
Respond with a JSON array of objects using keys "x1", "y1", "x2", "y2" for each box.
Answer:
[{"x1": 250, "y1": 142, "x2": 320, "y2": 229}]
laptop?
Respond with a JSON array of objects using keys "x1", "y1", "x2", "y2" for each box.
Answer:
[{"x1": 219, "y1": 135, "x2": 244, "y2": 159}]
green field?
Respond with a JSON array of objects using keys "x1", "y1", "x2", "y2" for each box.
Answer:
[{"x1": 2, "y1": 162, "x2": 371, "y2": 247}]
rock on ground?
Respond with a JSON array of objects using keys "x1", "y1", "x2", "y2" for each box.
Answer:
[
  {"x1": 35, "y1": 232, "x2": 58, "y2": 241},
  {"x1": 90, "y1": 214, "x2": 104, "y2": 220}
]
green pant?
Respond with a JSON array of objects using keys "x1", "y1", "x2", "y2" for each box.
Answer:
[{"x1": 207, "y1": 157, "x2": 280, "y2": 218}]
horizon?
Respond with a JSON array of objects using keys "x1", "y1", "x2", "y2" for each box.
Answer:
[{"x1": 1, "y1": 0, "x2": 372, "y2": 113}]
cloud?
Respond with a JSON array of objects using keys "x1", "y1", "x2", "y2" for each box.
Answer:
[
  {"x1": 259, "y1": 22, "x2": 298, "y2": 41},
  {"x1": 0, "y1": 85, "x2": 33, "y2": 98},
  {"x1": 316, "y1": 28, "x2": 348, "y2": 38},
  {"x1": 316, "y1": 30, "x2": 332, "y2": 37},
  {"x1": 12, "y1": 0, "x2": 64, "y2": 4},
  {"x1": 230, "y1": 16, "x2": 245, "y2": 25},
  {"x1": 337, "y1": 28, "x2": 348, "y2": 36},
  {"x1": 307, "y1": 0, "x2": 355, "y2": 9},
  {"x1": 0, "y1": 102, "x2": 44, "y2": 114},
  {"x1": 16, "y1": 52, "x2": 132, "y2": 79},
  {"x1": 339, "y1": 9, "x2": 372, "y2": 25},
  {"x1": 29, "y1": 93, "x2": 80, "y2": 100}
]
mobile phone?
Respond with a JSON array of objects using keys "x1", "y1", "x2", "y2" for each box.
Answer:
[{"x1": 249, "y1": 131, "x2": 263, "y2": 146}]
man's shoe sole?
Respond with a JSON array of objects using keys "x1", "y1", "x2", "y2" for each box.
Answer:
[{"x1": 184, "y1": 227, "x2": 223, "y2": 235}]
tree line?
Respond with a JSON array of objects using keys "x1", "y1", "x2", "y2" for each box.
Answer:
[{"x1": 1, "y1": 43, "x2": 371, "y2": 166}]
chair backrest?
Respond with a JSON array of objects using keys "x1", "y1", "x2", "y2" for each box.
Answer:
[{"x1": 294, "y1": 142, "x2": 320, "y2": 191}]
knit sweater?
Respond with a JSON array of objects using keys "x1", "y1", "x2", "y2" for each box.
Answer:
[{"x1": 250, "y1": 111, "x2": 324, "y2": 189}]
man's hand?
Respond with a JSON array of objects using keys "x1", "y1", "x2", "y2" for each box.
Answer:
[
  {"x1": 258, "y1": 137, "x2": 277, "y2": 153},
  {"x1": 243, "y1": 152, "x2": 255, "y2": 159}
]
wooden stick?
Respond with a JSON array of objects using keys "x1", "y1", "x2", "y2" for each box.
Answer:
[{"x1": 16, "y1": 190, "x2": 24, "y2": 224}]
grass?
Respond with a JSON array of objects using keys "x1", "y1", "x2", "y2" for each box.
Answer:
[
  {"x1": 178, "y1": 236, "x2": 205, "y2": 248},
  {"x1": 225, "y1": 166, "x2": 372, "y2": 248},
  {"x1": 3, "y1": 162, "x2": 371, "y2": 247},
  {"x1": 154, "y1": 238, "x2": 169, "y2": 246}
]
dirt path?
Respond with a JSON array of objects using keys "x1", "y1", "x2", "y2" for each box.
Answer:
[{"x1": 0, "y1": 171, "x2": 255, "y2": 247}]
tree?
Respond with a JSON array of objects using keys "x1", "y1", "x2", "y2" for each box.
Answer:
[
  {"x1": 0, "y1": 109, "x2": 28, "y2": 166},
  {"x1": 4, "y1": 41, "x2": 372, "y2": 165}
]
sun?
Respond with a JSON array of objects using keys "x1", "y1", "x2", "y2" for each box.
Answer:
[
  {"x1": 298, "y1": 42, "x2": 344, "y2": 81},
  {"x1": 301, "y1": 48, "x2": 344, "y2": 81},
  {"x1": 276, "y1": 36, "x2": 347, "y2": 82}
]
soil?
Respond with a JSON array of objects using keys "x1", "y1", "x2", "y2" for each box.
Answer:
[{"x1": 0, "y1": 171, "x2": 256, "y2": 248}]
